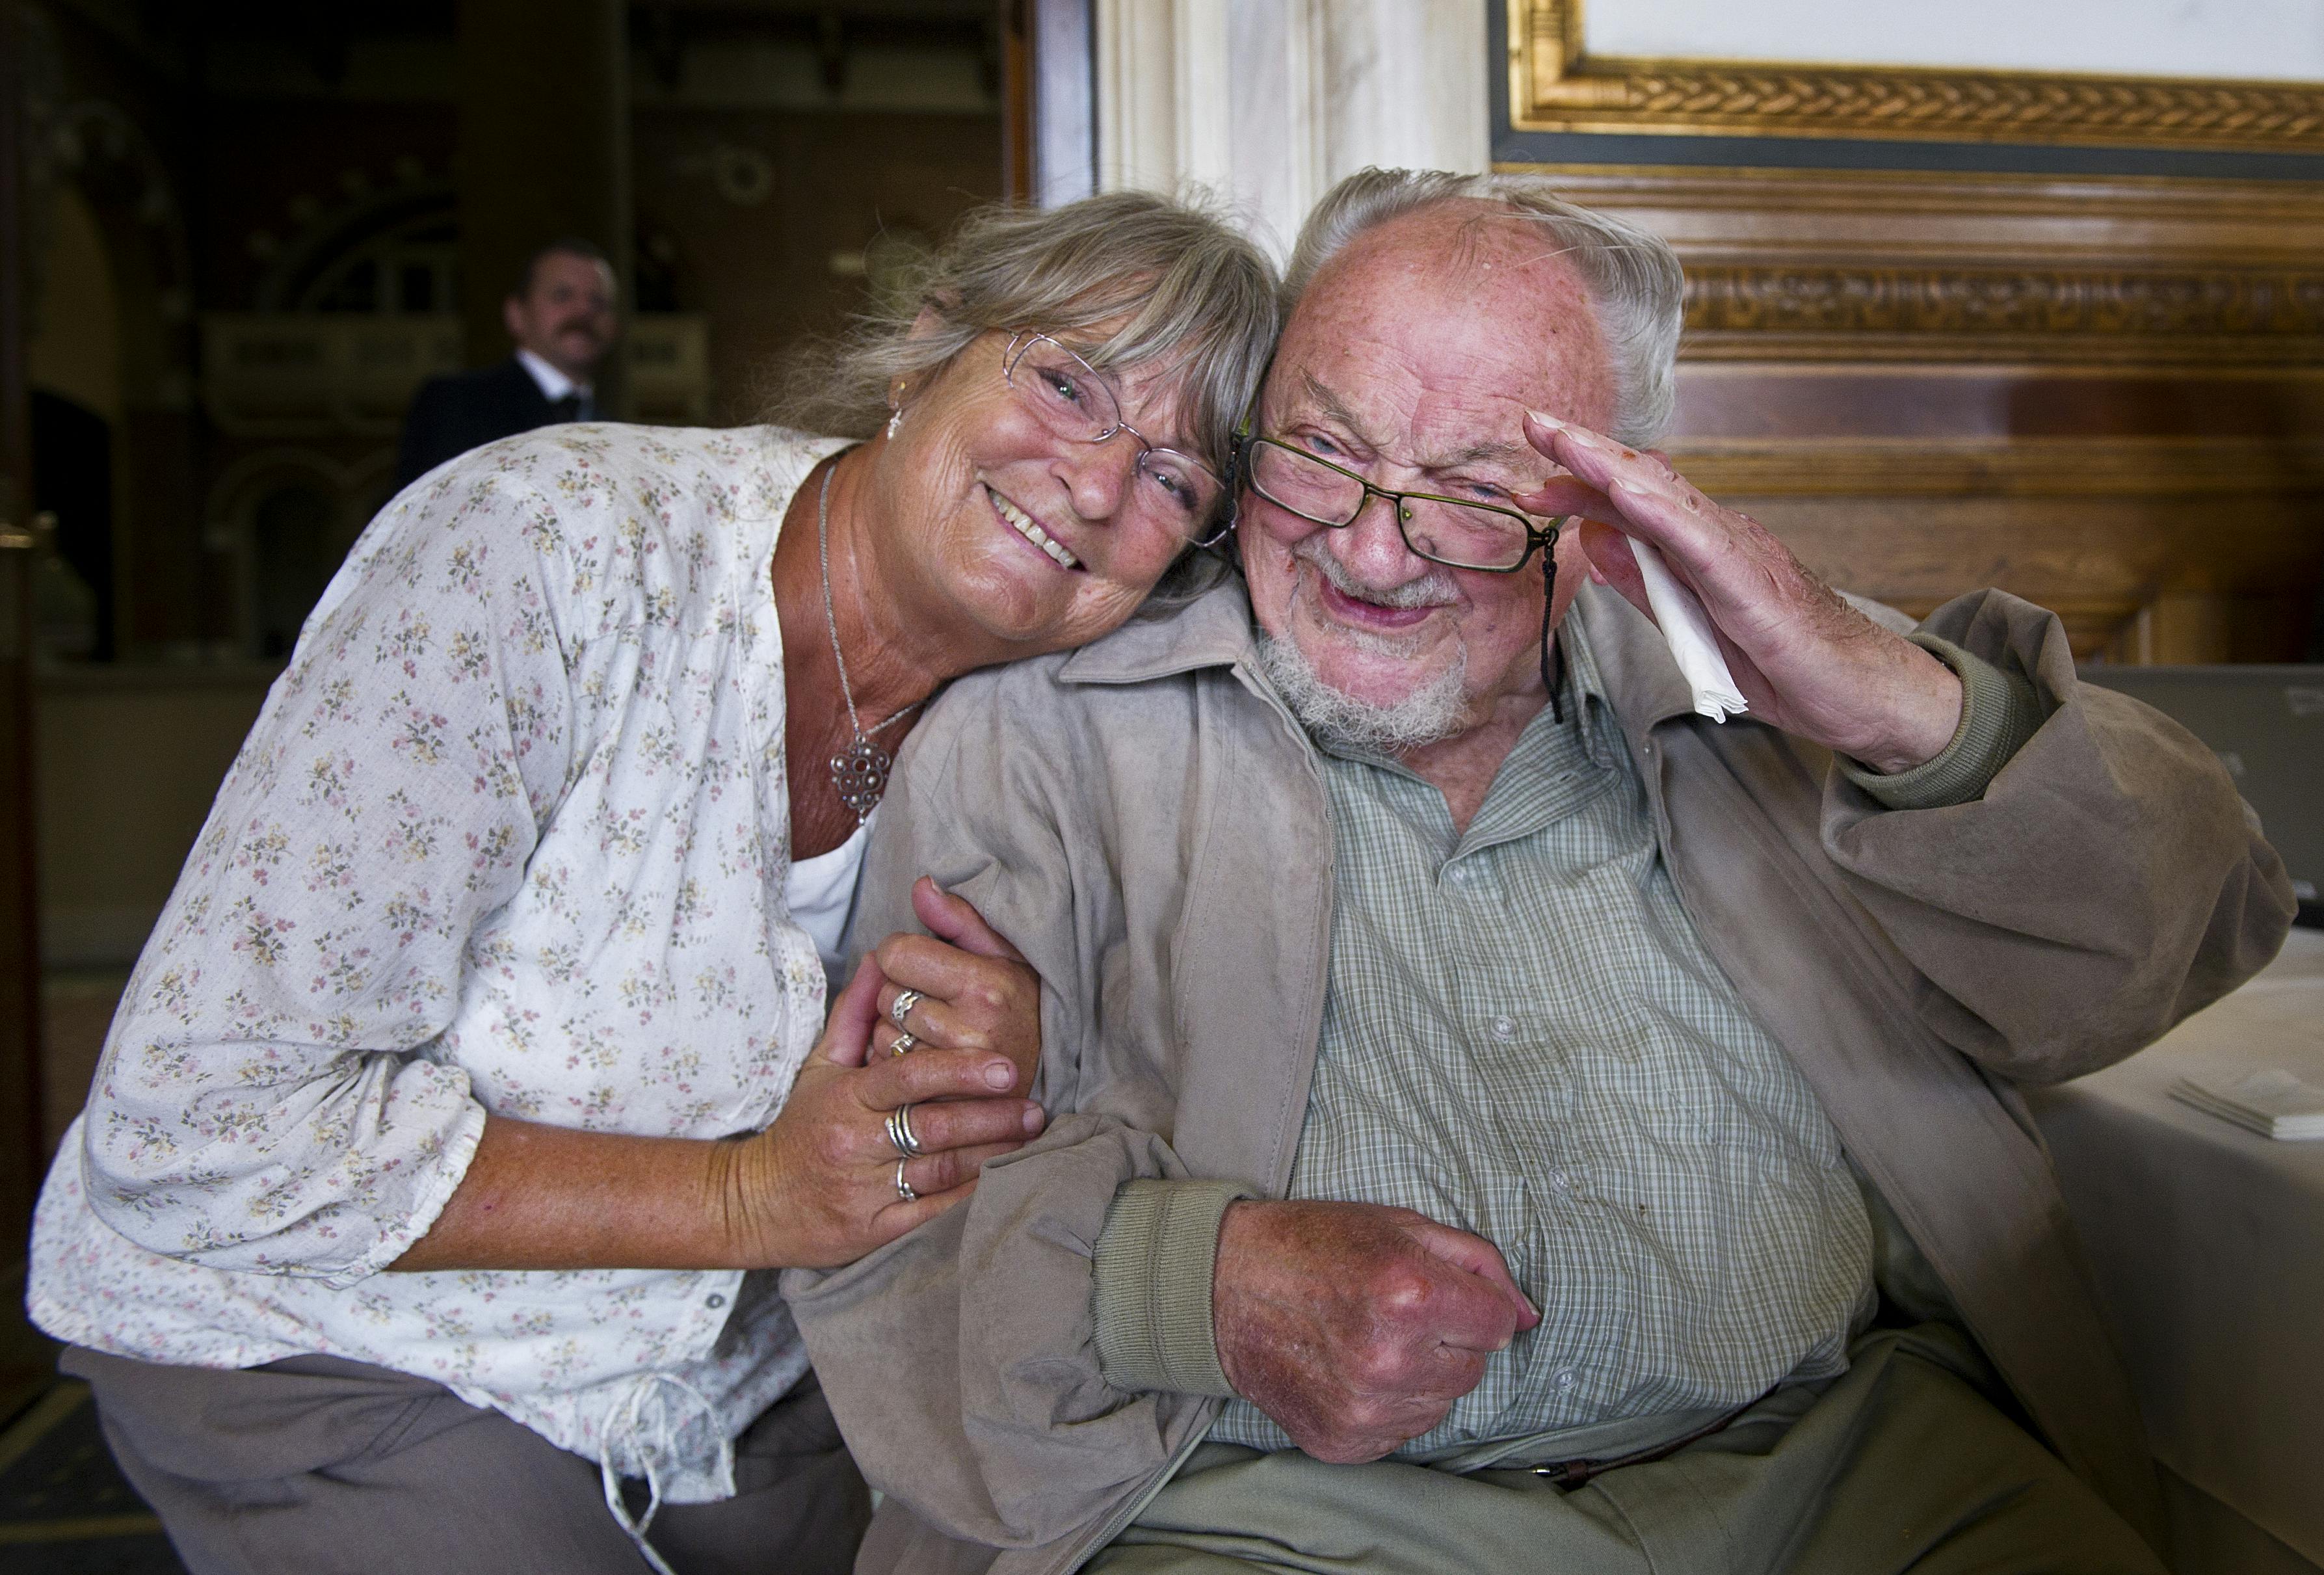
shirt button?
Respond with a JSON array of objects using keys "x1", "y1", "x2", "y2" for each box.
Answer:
[
  {"x1": 1553, "y1": 1367, "x2": 1579, "y2": 1392},
  {"x1": 705, "y1": 1293, "x2": 726, "y2": 1310},
  {"x1": 1490, "y1": 1015, "x2": 1517, "y2": 1040},
  {"x1": 1547, "y1": 1169, "x2": 1570, "y2": 1191}
]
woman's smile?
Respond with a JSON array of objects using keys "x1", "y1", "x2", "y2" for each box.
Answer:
[{"x1": 984, "y1": 481, "x2": 1085, "y2": 572}]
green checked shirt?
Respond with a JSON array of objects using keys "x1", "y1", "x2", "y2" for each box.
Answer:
[{"x1": 1208, "y1": 625, "x2": 1877, "y2": 1464}]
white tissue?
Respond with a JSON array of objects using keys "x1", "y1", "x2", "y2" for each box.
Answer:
[{"x1": 1630, "y1": 540, "x2": 1748, "y2": 722}]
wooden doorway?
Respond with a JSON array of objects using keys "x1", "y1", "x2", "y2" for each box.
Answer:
[{"x1": 1, "y1": 0, "x2": 56, "y2": 1421}]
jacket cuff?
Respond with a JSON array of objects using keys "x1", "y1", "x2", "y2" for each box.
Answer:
[
  {"x1": 1092, "y1": 1178, "x2": 1252, "y2": 1397},
  {"x1": 1840, "y1": 633, "x2": 2044, "y2": 811}
]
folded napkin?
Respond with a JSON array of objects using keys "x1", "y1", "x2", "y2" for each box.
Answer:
[
  {"x1": 2170, "y1": 1068, "x2": 2324, "y2": 1140},
  {"x1": 1630, "y1": 540, "x2": 1748, "y2": 722}
]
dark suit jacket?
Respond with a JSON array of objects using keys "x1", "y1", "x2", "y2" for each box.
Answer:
[{"x1": 395, "y1": 358, "x2": 579, "y2": 488}]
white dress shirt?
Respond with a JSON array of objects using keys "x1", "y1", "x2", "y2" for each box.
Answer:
[
  {"x1": 518, "y1": 346, "x2": 595, "y2": 418},
  {"x1": 31, "y1": 423, "x2": 855, "y2": 1507}
]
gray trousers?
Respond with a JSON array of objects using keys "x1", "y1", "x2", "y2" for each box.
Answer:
[
  {"x1": 64, "y1": 1346, "x2": 871, "y2": 1575},
  {"x1": 1088, "y1": 1327, "x2": 2165, "y2": 1575}
]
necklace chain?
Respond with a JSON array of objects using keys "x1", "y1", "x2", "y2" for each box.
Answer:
[{"x1": 817, "y1": 462, "x2": 918, "y2": 821}]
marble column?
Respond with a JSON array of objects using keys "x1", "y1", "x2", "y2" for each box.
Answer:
[
  {"x1": 1094, "y1": 0, "x2": 1488, "y2": 260},
  {"x1": 453, "y1": 0, "x2": 632, "y2": 411}
]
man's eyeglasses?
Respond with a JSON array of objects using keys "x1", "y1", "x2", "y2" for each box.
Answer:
[
  {"x1": 1235, "y1": 436, "x2": 1561, "y2": 574},
  {"x1": 1001, "y1": 332, "x2": 1228, "y2": 543},
  {"x1": 1228, "y1": 403, "x2": 1576, "y2": 719}
]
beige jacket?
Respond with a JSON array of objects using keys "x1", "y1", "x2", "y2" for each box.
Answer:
[{"x1": 786, "y1": 580, "x2": 2294, "y2": 1575}]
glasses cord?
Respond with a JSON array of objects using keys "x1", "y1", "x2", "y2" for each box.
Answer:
[{"x1": 1539, "y1": 551, "x2": 1565, "y2": 725}]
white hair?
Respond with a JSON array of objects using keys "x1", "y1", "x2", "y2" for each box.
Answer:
[{"x1": 1282, "y1": 168, "x2": 1685, "y2": 446}]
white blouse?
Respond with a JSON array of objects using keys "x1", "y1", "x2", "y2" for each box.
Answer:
[{"x1": 31, "y1": 423, "x2": 858, "y2": 1507}]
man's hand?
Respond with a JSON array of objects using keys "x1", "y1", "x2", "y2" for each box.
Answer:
[
  {"x1": 1518, "y1": 412, "x2": 1962, "y2": 774},
  {"x1": 1212, "y1": 1200, "x2": 1538, "y2": 1463}
]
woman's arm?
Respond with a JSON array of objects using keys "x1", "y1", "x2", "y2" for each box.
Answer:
[
  {"x1": 392, "y1": 945, "x2": 1044, "y2": 1272},
  {"x1": 81, "y1": 459, "x2": 1045, "y2": 1282}
]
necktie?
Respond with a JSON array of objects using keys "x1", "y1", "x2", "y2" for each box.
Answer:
[{"x1": 549, "y1": 393, "x2": 584, "y2": 423}]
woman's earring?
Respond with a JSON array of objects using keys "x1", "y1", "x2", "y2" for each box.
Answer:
[
  {"x1": 886, "y1": 406, "x2": 904, "y2": 440},
  {"x1": 886, "y1": 382, "x2": 908, "y2": 439}
]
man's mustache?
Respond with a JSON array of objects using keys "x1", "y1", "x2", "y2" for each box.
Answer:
[{"x1": 1293, "y1": 536, "x2": 1460, "y2": 610}]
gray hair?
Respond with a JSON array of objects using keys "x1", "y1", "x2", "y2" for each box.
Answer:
[
  {"x1": 1283, "y1": 169, "x2": 1685, "y2": 446},
  {"x1": 773, "y1": 190, "x2": 1280, "y2": 488}
]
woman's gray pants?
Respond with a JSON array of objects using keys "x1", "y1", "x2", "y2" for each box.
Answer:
[{"x1": 62, "y1": 1346, "x2": 871, "y2": 1575}]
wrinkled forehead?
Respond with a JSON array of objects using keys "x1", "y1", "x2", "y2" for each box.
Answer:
[{"x1": 1265, "y1": 207, "x2": 1615, "y2": 451}]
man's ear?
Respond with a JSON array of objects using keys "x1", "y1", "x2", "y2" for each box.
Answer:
[{"x1": 502, "y1": 295, "x2": 527, "y2": 344}]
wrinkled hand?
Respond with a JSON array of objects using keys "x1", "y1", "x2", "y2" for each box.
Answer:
[
  {"x1": 1212, "y1": 1200, "x2": 1539, "y2": 1463},
  {"x1": 720, "y1": 953, "x2": 1044, "y2": 1270},
  {"x1": 1517, "y1": 412, "x2": 1962, "y2": 774},
  {"x1": 869, "y1": 878, "x2": 1044, "y2": 1096}
]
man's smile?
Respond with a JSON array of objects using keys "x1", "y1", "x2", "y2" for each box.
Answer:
[
  {"x1": 1313, "y1": 572, "x2": 1438, "y2": 633},
  {"x1": 1291, "y1": 536, "x2": 1457, "y2": 640}
]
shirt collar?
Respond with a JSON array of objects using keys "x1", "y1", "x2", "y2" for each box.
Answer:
[
  {"x1": 1055, "y1": 572, "x2": 1715, "y2": 754},
  {"x1": 1055, "y1": 577, "x2": 1260, "y2": 686},
  {"x1": 516, "y1": 347, "x2": 588, "y2": 403}
]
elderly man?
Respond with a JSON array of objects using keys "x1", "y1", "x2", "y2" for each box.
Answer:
[{"x1": 787, "y1": 170, "x2": 2292, "y2": 1574}]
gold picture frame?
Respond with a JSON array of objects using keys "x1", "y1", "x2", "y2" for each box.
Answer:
[{"x1": 1506, "y1": 0, "x2": 2324, "y2": 152}]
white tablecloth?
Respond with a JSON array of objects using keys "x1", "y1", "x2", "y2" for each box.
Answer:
[{"x1": 2029, "y1": 928, "x2": 2324, "y2": 1569}]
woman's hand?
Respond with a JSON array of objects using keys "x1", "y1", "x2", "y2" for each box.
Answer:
[
  {"x1": 717, "y1": 950, "x2": 1046, "y2": 1270},
  {"x1": 868, "y1": 878, "x2": 1044, "y2": 1094},
  {"x1": 395, "y1": 883, "x2": 1048, "y2": 1275}
]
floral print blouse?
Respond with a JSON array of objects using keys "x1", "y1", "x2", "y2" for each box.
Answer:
[{"x1": 31, "y1": 423, "x2": 852, "y2": 1503}]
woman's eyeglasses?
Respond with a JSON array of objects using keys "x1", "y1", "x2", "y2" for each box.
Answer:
[{"x1": 1001, "y1": 332, "x2": 1227, "y2": 543}]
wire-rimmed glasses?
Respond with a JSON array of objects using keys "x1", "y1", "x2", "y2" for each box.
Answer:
[
  {"x1": 1001, "y1": 331, "x2": 1227, "y2": 542},
  {"x1": 1237, "y1": 436, "x2": 1561, "y2": 574}
]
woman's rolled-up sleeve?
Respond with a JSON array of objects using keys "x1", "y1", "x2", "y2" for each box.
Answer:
[{"x1": 80, "y1": 462, "x2": 581, "y2": 1286}]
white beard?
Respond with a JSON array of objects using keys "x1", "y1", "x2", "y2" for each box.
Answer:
[
  {"x1": 1255, "y1": 627, "x2": 1470, "y2": 754},
  {"x1": 1254, "y1": 539, "x2": 1475, "y2": 754}
]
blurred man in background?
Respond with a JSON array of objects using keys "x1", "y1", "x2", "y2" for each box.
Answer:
[{"x1": 396, "y1": 238, "x2": 619, "y2": 486}]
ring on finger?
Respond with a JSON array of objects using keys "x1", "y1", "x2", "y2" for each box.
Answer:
[
  {"x1": 885, "y1": 1103, "x2": 924, "y2": 1159},
  {"x1": 888, "y1": 1031, "x2": 918, "y2": 1057},
  {"x1": 893, "y1": 1158, "x2": 918, "y2": 1203},
  {"x1": 889, "y1": 989, "x2": 925, "y2": 1031}
]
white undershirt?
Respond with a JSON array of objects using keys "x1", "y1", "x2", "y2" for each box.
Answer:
[{"x1": 785, "y1": 814, "x2": 871, "y2": 977}]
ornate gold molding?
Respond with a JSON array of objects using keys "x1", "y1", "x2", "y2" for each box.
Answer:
[
  {"x1": 1665, "y1": 437, "x2": 2324, "y2": 497},
  {"x1": 1680, "y1": 264, "x2": 2324, "y2": 362},
  {"x1": 1508, "y1": 0, "x2": 2324, "y2": 152}
]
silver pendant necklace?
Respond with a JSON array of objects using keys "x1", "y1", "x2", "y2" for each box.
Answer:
[{"x1": 816, "y1": 462, "x2": 918, "y2": 822}]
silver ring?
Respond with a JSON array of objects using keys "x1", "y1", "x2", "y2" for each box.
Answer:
[
  {"x1": 888, "y1": 1031, "x2": 918, "y2": 1057},
  {"x1": 893, "y1": 1158, "x2": 918, "y2": 1202},
  {"x1": 885, "y1": 1103, "x2": 924, "y2": 1159},
  {"x1": 889, "y1": 989, "x2": 925, "y2": 1031}
]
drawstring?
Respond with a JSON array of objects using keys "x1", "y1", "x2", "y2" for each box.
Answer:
[{"x1": 598, "y1": 1372, "x2": 733, "y2": 1575}]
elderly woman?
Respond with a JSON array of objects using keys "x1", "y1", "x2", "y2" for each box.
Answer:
[{"x1": 27, "y1": 191, "x2": 1276, "y2": 1575}]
